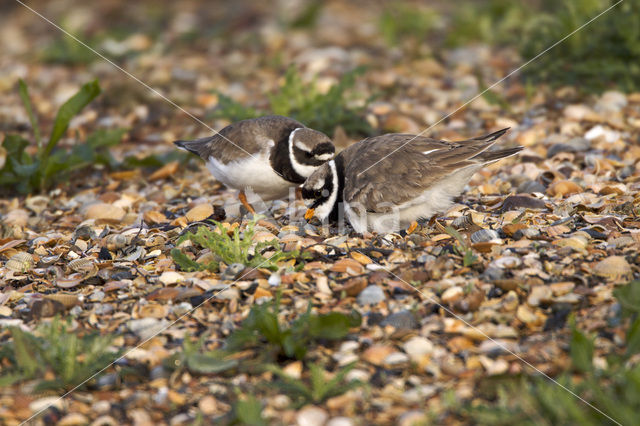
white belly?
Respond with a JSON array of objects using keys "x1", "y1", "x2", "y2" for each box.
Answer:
[
  {"x1": 345, "y1": 165, "x2": 481, "y2": 233},
  {"x1": 206, "y1": 152, "x2": 292, "y2": 201}
]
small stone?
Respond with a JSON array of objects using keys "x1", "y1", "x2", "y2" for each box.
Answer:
[
  {"x1": 4, "y1": 208, "x2": 29, "y2": 227},
  {"x1": 89, "y1": 290, "x2": 105, "y2": 302},
  {"x1": 86, "y1": 203, "x2": 126, "y2": 221},
  {"x1": 441, "y1": 286, "x2": 464, "y2": 304},
  {"x1": 326, "y1": 417, "x2": 354, "y2": 426},
  {"x1": 362, "y1": 344, "x2": 395, "y2": 366},
  {"x1": 357, "y1": 285, "x2": 386, "y2": 306},
  {"x1": 296, "y1": 405, "x2": 329, "y2": 426},
  {"x1": 158, "y1": 271, "x2": 185, "y2": 285},
  {"x1": 384, "y1": 351, "x2": 409, "y2": 366},
  {"x1": 198, "y1": 395, "x2": 218, "y2": 416},
  {"x1": 517, "y1": 180, "x2": 546, "y2": 194},
  {"x1": 403, "y1": 337, "x2": 434, "y2": 360},
  {"x1": 185, "y1": 203, "x2": 214, "y2": 222},
  {"x1": 127, "y1": 318, "x2": 169, "y2": 340},
  {"x1": 398, "y1": 411, "x2": 428, "y2": 426},
  {"x1": 380, "y1": 310, "x2": 418, "y2": 329},
  {"x1": 527, "y1": 286, "x2": 552, "y2": 307}
]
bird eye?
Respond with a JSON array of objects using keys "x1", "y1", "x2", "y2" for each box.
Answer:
[{"x1": 321, "y1": 189, "x2": 330, "y2": 197}]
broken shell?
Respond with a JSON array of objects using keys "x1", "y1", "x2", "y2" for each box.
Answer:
[
  {"x1": 145, "y1": 233, "x2": 167, "y2": 248},
  {"x1": 593, "y1": 256, "x2": 632, "y2": 280},
  {"x1": 186, "y1": 204, "x2": 214, "y2": 222},
  {"x1": 490, "y1": 256, "x2": 522, "y2": 269},
  {"x1": 25, "y1": 195, "x2": 50, "y2": 214},
  {"x1": 37, "y1": 254, "x2": 61, "y2": 267},
  {"x1": 547, "y1": 180, "x2": 583, "y2": 197},
  {"x1": 451, "y1": 215, "x2": 475, "y2": 230},
  {"x1": 6, "y1": 252, "x2": 34, "y2": 273},
  {"x1": 470, "y1": 229, "x2": 500, "y2": 244},
  {"x1": 45, "y1": 293, "x2": 80, "y2": 309},
  {"x1": 106, "y1": 234, "x2": 129, "y2": 251},
  {"x1": 69, "y1": 258, "x2": 98, "y2": 276}
]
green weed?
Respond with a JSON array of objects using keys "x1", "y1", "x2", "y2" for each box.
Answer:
[
  {"x1": 209, "y1": 67, "x2": 373, "y2": 136},
  {"x1": 378, "y1": 3, "x2": 439, "y2": 46},
  {"x1": 0, "y1": 79, "x2": 126, "y2": 194},
  {"x1": 448, "y1": 279, "x2": 640, "y2": 425},
  {"x1": 0, "y1": 317, "x2": 119, "y2": 391},
  {"x1": 446, "y1": 0, "x2": 529, "y2": 48},
  {"x1": 226, "y1": 293, "x2": 361, "y2": 360},
  {"x1": 267, "y1": 362, "x2": 363, "y2": 408},
  {"x1": 164, "y1": 336, "x2": 238, "y2": 375},
  {"x1": 171, "y1": 216, "x2": 309, "y2": 272},
  {"x1": 444, "y1": 226, "x2": 478, "y2": 267},
  {"x1": 520, "y1": 0, "x2": 640, "y2": 92}
]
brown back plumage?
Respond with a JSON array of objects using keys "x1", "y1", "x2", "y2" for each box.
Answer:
[
  {"x1": 339, "y1": 129, "x2": 520, "y2": 212},
  {"x1": 174, "y1": 115, "x2": 303, "y2": 164}
]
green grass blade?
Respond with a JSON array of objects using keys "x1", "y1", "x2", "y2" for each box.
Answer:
[
  {"x1": 43, "y1": 80, "x2": 101, "y2": 159},
  {"x1": 18, "y1": 79, "x2": 41, "y2": 147}
]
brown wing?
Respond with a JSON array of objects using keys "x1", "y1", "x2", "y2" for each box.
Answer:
[
  {"x1": 174, "y1": 115, "x2": 303, "y2": 163},
  {"x1": 342, "y1": 129, "x2": 513, "y2": 212}
]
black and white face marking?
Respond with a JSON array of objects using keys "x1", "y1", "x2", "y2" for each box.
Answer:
[
  {"x1": 301, "y1": 160, "x2": 340, "y2": 221},
  {"x1": 288, "y1": 128, "x2": 335, "y2": 178}
]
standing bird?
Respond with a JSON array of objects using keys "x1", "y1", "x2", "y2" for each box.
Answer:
[
  {"x1": 175, "y1": 115, "x2": 335, "y2": 213},
  {"x1": 302, "y1": 128, "x2": 522, "y2": 233}
]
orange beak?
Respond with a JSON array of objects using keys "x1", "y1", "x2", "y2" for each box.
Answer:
[{"x1": 304, "y1": 208, "x2": 315, "y2": 221}]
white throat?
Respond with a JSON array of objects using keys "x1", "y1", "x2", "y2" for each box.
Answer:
[
  {"x1": 314, "y1": 160, "x2": 339, "y2": 221},
  {"x1": 289, "y1": 128, "x2": 318, "y2": 178}
]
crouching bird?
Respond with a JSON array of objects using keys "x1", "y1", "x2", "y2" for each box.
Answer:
[
  {"x1": 302, "y1": 128, "x2": 522, "y2": 233},
  {"x1": 175, "y1": 115, "x2": 335, "y2": 213}
]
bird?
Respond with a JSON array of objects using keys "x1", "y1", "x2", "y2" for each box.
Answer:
[
  {"x1": 174, "y1": 115, "x2": 335, "y2": 213},
  {"x1": 301, "y1": 128, "x2": 522, "y2": 233}
]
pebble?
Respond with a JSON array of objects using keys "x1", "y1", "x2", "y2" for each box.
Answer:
[
  {"x1": 29, "y1": 396, "x2": 64, "y2": 412},
  {"x1": 296, "y1": 405, "x2": 329, "y2": 426},
  {"x1": 127, "y1": 318, "x2": 169, "y2": 340},
  {"x1": 357, "y1": 285, "x2": 386, "y2": 305},
  {"x1": 158, "y1": 271, "x2": 185, "y2": 285},
  {"x1": 528, "y1": 286, "x2": 552, "y2": 307},
  {"x1": 185, "y1": 203, "x2": 213, "y2": 222},
  {"x1": 85, "y1": 203, "x2": 126, "y2": 221},
  {"x1": 441, "y1": 286, "x2": 464, "y2": 304},
  {"x1": 384, "y1": 351, "x2": 410, "y2": 366},
  {"x1": 380, "y1": 310, "x2": 418, "y2": 329},
  {"x1": 89, "y1": 290, "x2": 105, "y2": 302},
  {"x1": 397, "y1": 411, "x2": 428, "y2": 426},
  {"x1": 59, "y1": 413, "x2": 89, "y2": 426},
  {"x1": 326, "y1": 417, "x2": 354, "y2": 426},
  {"x1": 403, "y1": 337, "x2": 434, "y2": 360},
  {"x1": 4, "y1": 208, "x2": 29, "y2": 227},
  {"x1": 517, "y1": 180, "x2": 546, "y2": 194}
]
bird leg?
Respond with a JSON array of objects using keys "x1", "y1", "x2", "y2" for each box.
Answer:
[{"x1": 238, "y1": 190, "x2": 256, "y2": 214}]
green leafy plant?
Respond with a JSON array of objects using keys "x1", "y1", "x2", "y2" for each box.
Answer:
[
  {"x1": 0, "y1": 317, "x2": 119, "y2": 391},
  {"x1": 0, "y1": 79, "x2": 126, "y2": 194},
  {"x1": 164, "y1": 335, "x2": 238, "y2": 375},
  {"x1": 266, "y1": 362, "x2": 363, "y2": 408},
  {"x1": 378, "y1": 3, "x2": 439, "y2": 45},
  {"x1": 171, "y1": 216, "x2": 308, "y2": 272},
  {"x1": 226, "y1": 293, "x2": 361, "y2": 360},
  {"x1": 520, "y1": 0, "x2": 640, "y2": 92},
  {"x1": 446, "y1": 0, "x2": 530, "y2": 48},
  {"x1": 209, "y1": 67, "x2": 373, "y2": 136},
  {"x1": 230, "y1": 395, "x2": 267, "y2": 426},
  {"x1": 448, "y1": 279, "x2": 640, "y2": 425},
  {"x1": 444, "y1": 226, "x2": 478, "y2": 267},
  {"x1": 208, "y1": 93, "x2": 260, "y2": 122}
]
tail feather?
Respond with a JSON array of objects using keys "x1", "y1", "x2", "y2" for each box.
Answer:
[
  {"x1": 173, "y1": 136, "x2": 215, "y2": 157},
  {"x1": 474, "y1": 146, "x2": 523, "y2": 163},
  {"x1": 472, "y1": 127, "x2": 510, "y2": 143}
]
